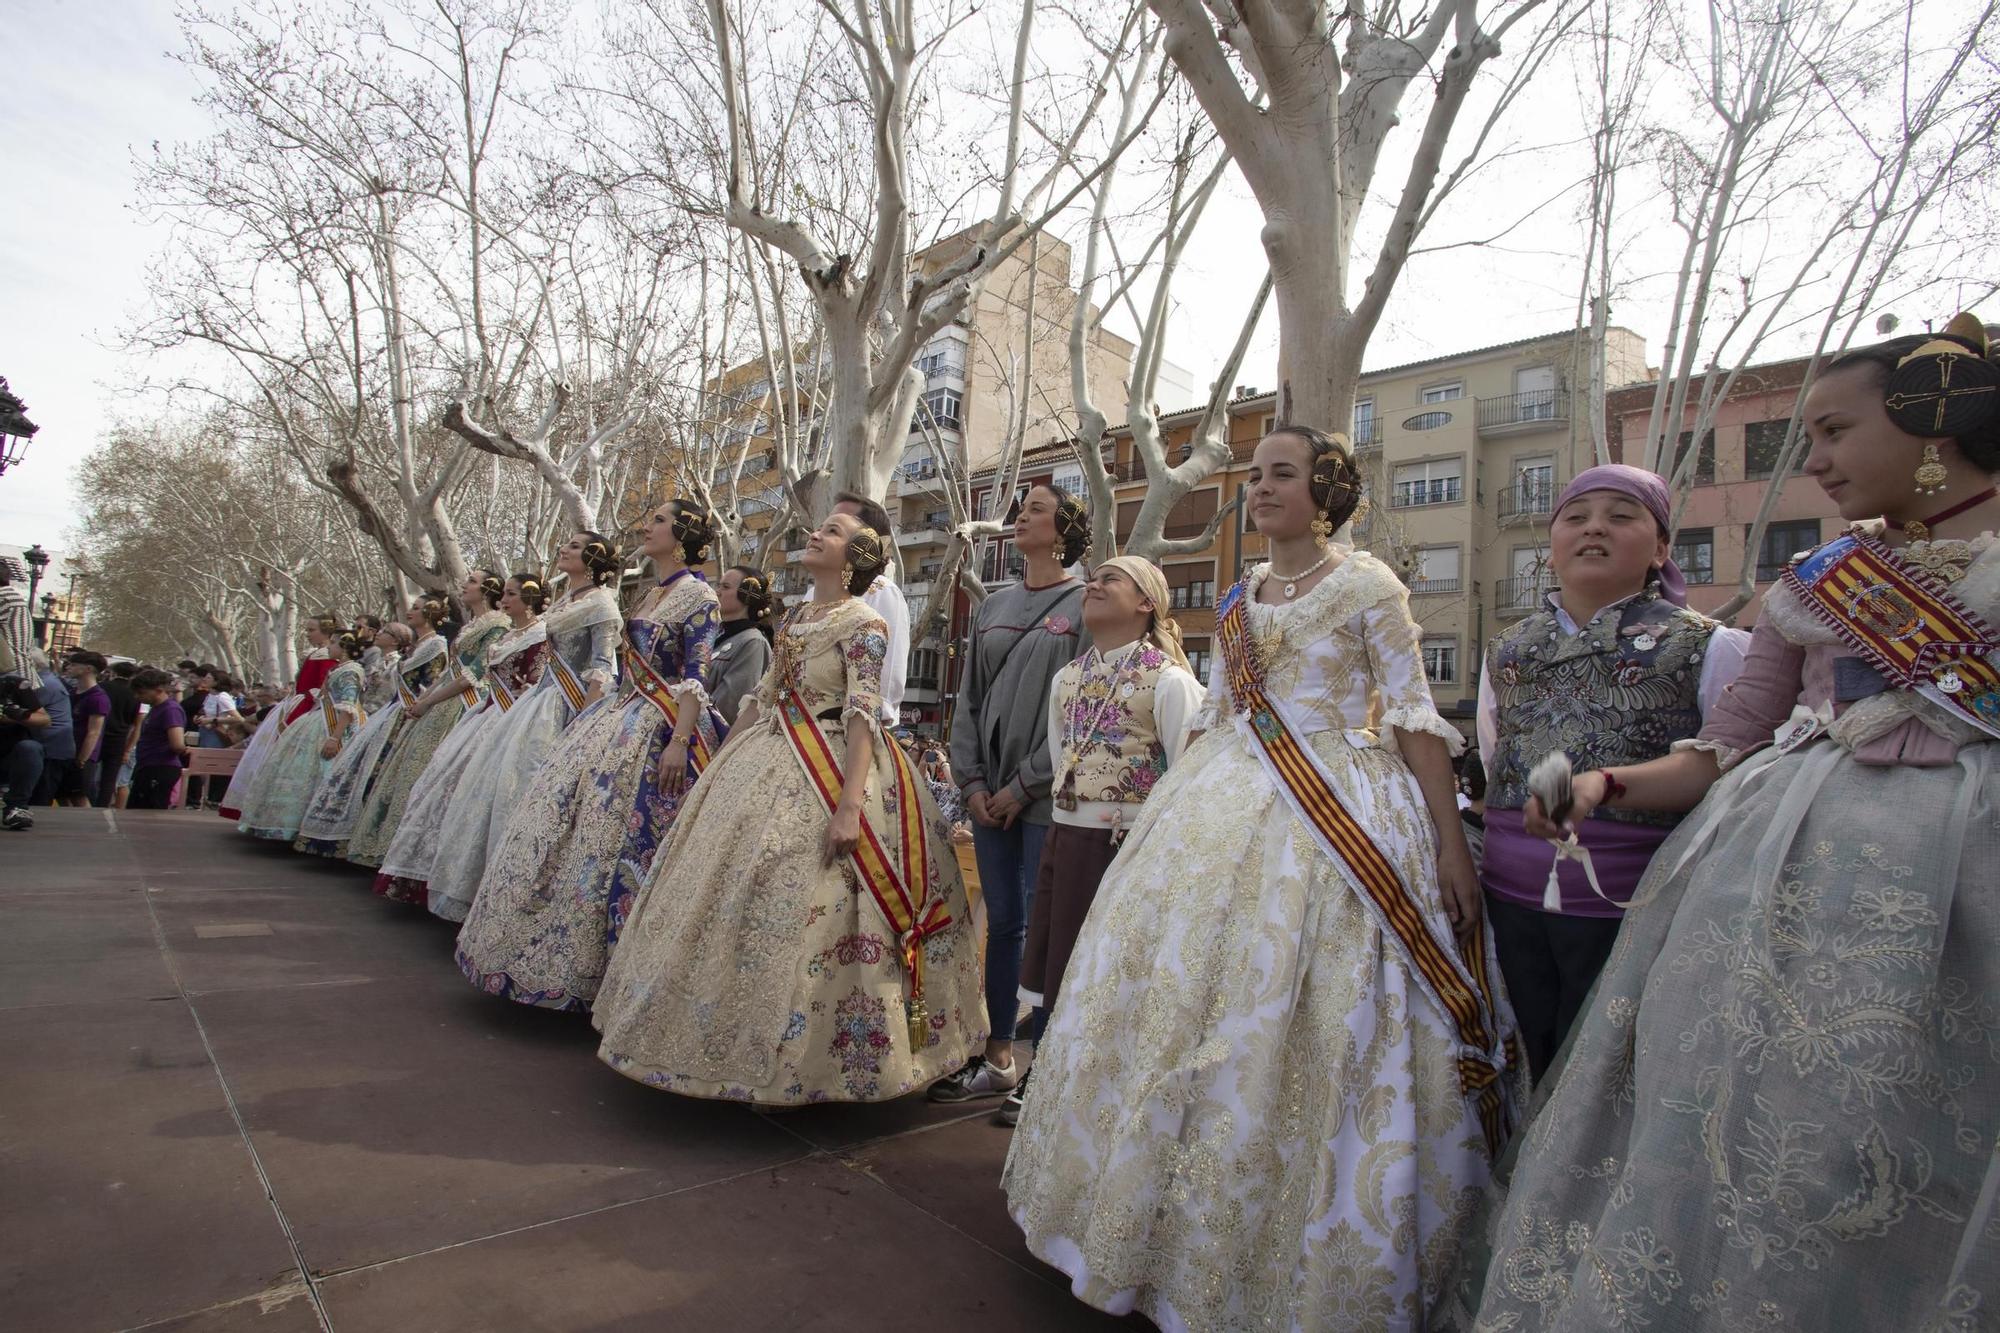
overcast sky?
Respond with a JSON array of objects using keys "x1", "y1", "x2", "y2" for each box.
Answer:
[{"x1": 5, "y1": 0, "x2": 1978, "y2": 557}]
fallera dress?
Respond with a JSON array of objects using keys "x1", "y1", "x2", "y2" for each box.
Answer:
[
  {"x1": 418, "y1": 591, "x2": 623, "y2": 921},
  {"x1": 218, "y1": 648, "x2": 333, "y2": 821},
  {"x1": 295, "y1": 638, "x2": 441, "y2": 856},
  {"x1": 1447, "y1": 525, "x2": 2000, "y2": 1333},
  {"x1": 236, "y1": 659, "x2": 365, "y2": 843},
  {"x1": 346, "y1": 610, "x2": 510, "y2": 869},
  {"x1": 591, "y1": 595, "x2": 987, "y2": 1104},
  {"x1": 454, "y1": 573, "x2": 715, "y2": 1009},
  {"x1": 1003, "y1": 554, "x2": 1524, "y2": 1332},
  {"x1": 371, "y1": 619, "x2": 548, "y2": 912}
]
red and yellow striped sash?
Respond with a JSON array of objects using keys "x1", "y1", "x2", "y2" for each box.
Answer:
[
  {"x1": 1784, "y1": 531, "x2": 2000, "y2": 734},
  {"x1": 320, "y1": 686, "x2": 343, "y2": 738},
  {"x1": 545, "y1": 653, "x2": 590, "y2": 711},
  {"x1": 1217, "y1": 585, "x2": 1513, "y2": 1154},
  {"x1": 623, "y1": 640, "x2": 716, "y2": 769},
  {"x1": 489, "y1": 671, "x2": 519, "y2": 712},
  {"x1": 456, "y1": 671, "x2": 481, "y2": 709},
  {"x1": 777, "y1": 690, "x2": 948, "y2": 1047}
]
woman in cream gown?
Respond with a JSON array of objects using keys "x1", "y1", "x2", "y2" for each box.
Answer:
[
  {"x1": 370, "y1": 574, "x2": 549, "y2": 912},
  {"x1": 456, "y1": 510, "x2": 718, "y2": 1008},
  {"x1": 424, "y1": 546, "x2": 624, "y2": 928},
  {"x1": 592, "y1": 513, "x2": 986, "y2": 1103},
  {"x1": 1004, "y1": 426, "x2": 1519, "y2": 1332},
  {"x1": 295, "y1": 614, "x2": 436, "y2": 857},
  {"x1": 347, "y1": 592, "x2": 510, "y2": 870},
  {"x1": 236, "y1": 633, "x2": 368, "y2": 843}
]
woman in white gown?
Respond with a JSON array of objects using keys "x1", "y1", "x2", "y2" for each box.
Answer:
[
  {"x1": 417, "y1": 537, "x2": 622, "y2": 927},
  {"x1": 371, "y1": 573, "x2": 548, "y2": 912},
  {"x1": 1003, "y1": 425, "x2": 1522, "y2": 1332},
  {"x1": 295, "y1": 612, "x2": 437, "y2": 857}
]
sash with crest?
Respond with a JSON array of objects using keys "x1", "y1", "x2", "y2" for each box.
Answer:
[
  {"x1": 1215, "y1": 578, "x2": 1516, "y2": 1153},
  {"x1": 776, "y1": 689, "x2": 950, "y2": 1049},
  {"x1": 623, "y1": 632, "x2": 721, "y2": 769},
  {"x1": 1783, "y1": 529, "x2": 2000, "y2": 738}
]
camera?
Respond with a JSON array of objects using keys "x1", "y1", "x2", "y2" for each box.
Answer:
[{"x1": 0, "y1": 673, "x2": 41, "y2": 725}]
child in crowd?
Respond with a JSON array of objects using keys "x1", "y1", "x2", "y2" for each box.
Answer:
[
  {"x1": 127, "y1": 668, "x2": 190, "y2": 810},
  {"x1": 1476, "y1": 463, "x2": 1750, "y2": 1080}
]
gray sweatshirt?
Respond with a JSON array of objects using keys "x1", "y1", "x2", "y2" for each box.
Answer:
[{"x1": 950, "y1": 578, "x2": 1086, "y2": 825}]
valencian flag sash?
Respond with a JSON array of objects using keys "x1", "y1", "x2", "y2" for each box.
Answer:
[
  {"x1": 488, "y1": 669, "x2": 520, "y2": 712},
  {"x1": 545, "y1": 652, "x2": 591, "y2": 712},
  {"x1": 1783, "y1": 529, "x2": 2000, "y2": 738},
  {"x1": 777, "y1": 689, "x2": 950, "y2": 1048},
  {"x1": 455, "y1": 669, "x2": 482, "y2": 710},
  {"x1": 1215, "y1": 580, "x2": 1517, "y2": 1154},
  {"x1": 396, "y1": 669, "x2": 422, "y2": 712},
  {"x1": 321, "y1": 678, "x2": 363, "y2": 738},
  {"x1": 622, "y1": 634, "x2": 721, "y2": 769}
]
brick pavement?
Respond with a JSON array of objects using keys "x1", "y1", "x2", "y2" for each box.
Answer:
[{"x1": 1, "y1": 808, "x2": 1132, "y2": 1332}]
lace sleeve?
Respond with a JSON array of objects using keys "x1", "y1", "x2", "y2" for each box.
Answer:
[
  {"x1": 1361, "y1": 589, "x2": 1464, "y2": 754},
  {"x1": 841, "y1": 626, "x2": 890, "y2": 727}
]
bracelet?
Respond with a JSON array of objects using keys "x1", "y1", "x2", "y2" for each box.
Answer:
[{"x1": 1596, "y1": 768, "x2": 1627, "y2": 801}]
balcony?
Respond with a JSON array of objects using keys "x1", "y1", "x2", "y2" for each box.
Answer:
[
  {"x1": 1497, "y1": 574, "x2": 1556, "y2": 616},
  {"x1": 1408, "y1": 576, "x2": 1462, "y2": 596},
  {"x1": 1496, "y1": 479, "x2": 1556, "y2": 525},
  {"x1": 1351, "y1": 418, "x2": 1383, "y2": 449},
  {"x1": 895, "y1": 528, "x2": 950, "y2": 549},
  {"x1": 1477, "y1": 390, "x2": 1565, "y2": 436},
  {"x1": 1389, "y1": 478, "x2": 1464, "y2": 510}
]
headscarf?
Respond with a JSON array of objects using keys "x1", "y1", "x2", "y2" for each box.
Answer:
[
  {"x1": 1097, "y1": 555, "x2": 1191, "y2": 671},
  {"x1": 1551, "y1": 463, "x2": 1686, "y2": 606}
]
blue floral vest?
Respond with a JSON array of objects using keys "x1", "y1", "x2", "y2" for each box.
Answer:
[{"x1": 1488, "y1": 590, "x2": 1715, "y2": 829}]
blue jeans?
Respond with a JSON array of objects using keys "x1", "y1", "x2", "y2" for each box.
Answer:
[
  {"x1": 972, "y1": 817, "x2": 1049, "y2": 1043},
  {"x1": 2, "y1": 733, "x2": 45, "y2": 807}
]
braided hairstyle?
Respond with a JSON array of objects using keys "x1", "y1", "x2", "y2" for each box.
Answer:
[
  {"x1": 669, "y1": 501, "x2": 718, "y2": 566},
  {"x1": 725, "y1": 564, "x2": 775, "y2": 624},
  {"x1": 509, "y1": 572, "x2": 549, "y2": 613},
  {"x1": 843, "y1": 524, "x2": 889, "y2": 597},
  {"x1": 1267, "y1": 423, "x2": 1365, "y2": 531},
  {"x1": 1028, "y1": 482, "x2": 1092, "y2": 566},
  {"x1": 336, "y1": 631, "x2": 369, "y2": 661},
  {"x1": 476, "y1": 569, "x2": 506, "y2": 610},
  {"x1": 1827, "y1": 316, "x2": 2000, "y2": 472},
  {"x1": 578, "y1": 532, "x2": 622, "y2": 586},
  {"x1": 415, "y1": 596, "x2": 450, "y2": 629}
]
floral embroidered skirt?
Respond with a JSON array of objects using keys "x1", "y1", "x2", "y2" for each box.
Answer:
[
  {"x1": 1444, "y1": 739, "x2": 2000, "y2": 1331},
  {"x1": 1003, "y1": 725, "x2": 1516, "y2": 1332},
  {"x1": 343, "y1": 696, "x2": 468, "y2": 868},
  {"x1": 592, "y1": 715, "x2": 987, "y2": 1104}
]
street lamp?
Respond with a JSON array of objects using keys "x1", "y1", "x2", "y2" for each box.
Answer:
[
  {"x1": 0, "y1": 377, "x2": 39, "y2": 477},
  {"x1": 22, "y1": 543, "x2": 49, "y2": 608},
  {"x1": 38, "y1": 592, "x2": 57, "y2": 651}
]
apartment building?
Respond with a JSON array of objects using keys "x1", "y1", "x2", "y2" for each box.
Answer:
[
  {"x1": 1607, "y1": 355, "x2": 1842, "y2": 624},
  {"x1": 929, "y1": 327, "x2": 1652, "y2": 738}
]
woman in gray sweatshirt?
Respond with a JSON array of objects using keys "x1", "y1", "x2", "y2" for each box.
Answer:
[{"x1": 931, "y1": 482, "x2": 1089, "y2": 1105}]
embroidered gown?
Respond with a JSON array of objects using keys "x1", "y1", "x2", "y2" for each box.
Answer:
[
  {"x1": 295, "y1": 639, "x2": 441, "y2": 856},
  {"x1": 219, "y1": 648, "x2": 333, "y2": 821},
  {"x1": 420, "y1": 590, "x2": 619, "y2": 920},
  {"x1": 455, "y1": 573, "x2": 714, "y2": 1008},
  {"x1": 591, "y1": 596, "x2": 987, "y2": 1104},
  {"x1": 236, "y1": 659, "x2": 365, "y2": 842},
  {"x1": 344, "y1": 610, "x2": 510, "y2": 868},
  {"x1": 372, "y1": 620, "x2": 548, "y2": 911},
  {"x1": 1448, "y1": 527, "x2": 2000, "y2": 1333},
  {"x1": 1003, "y1": 554, "x2": 1523, "y2": 1332}
]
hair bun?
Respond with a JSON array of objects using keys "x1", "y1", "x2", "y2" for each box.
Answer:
[{"x1": 1884, "y1": 315, "x2": 2000, "y2": 438}]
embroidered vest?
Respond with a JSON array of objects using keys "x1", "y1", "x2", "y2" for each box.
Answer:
[
  {"x1": 1489, "y1": 592, "x2": 1714, "y2": 829},
  {"x1": 1052, "y1": 645, "x2": 1172, "y2": 809}
]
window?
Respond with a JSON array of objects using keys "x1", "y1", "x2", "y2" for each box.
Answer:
[
  {"x1": 1411, "y1": 545, "x2": 1461, "y2": 593},
  {"x1": 916, "y1": 344, "x2": 962, "y2": 377},
  {"x1": 1391, "y1": 459, "x2": 1464, "y2": 508},
  {"x1": 1503, "y1": 456, "x2": 1555, "y2": 518},
  {"x1": 1051, "y1": 462, "x2": 1085, "y2": 497},
  {"x1": 1675, "y1": 428, "x2": 1716, "y2": 484},
  {"x1": 1743, "y1": 419, "x2": 1797, "y2": 481},
  {"x1": 920, "y1": 387, "x2": 962, "y2": 430},
  {"x1": 1186, "y1": 644, "x2": 1212, "y2": 683},
  {"x1": 909, "y1": 647, "x2": 942, "y2": 688},
  {"x1": 1353, "y1": 398, "x2": 1379, "y2": 446},
  {"x1": 1754, "y1": 520, "x2": 1819, "y2": 581},
  {"x1": 1422, "y1": 639, "x2": 1459, "y2": 685},
  {"x1": 1168, "y1": 580, "x2": 1216, "y2": 610},
  {"x1": 1673, "y1": 527, "x2": 1715, "y2": 585},
  {"x1": 1421, "y1": 381, "x2": 1464, "y2": 404}
]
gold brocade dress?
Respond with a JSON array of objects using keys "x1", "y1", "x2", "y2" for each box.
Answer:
[{"x1": 592, "y1": 596, "x2": 987, "y2": 1104}]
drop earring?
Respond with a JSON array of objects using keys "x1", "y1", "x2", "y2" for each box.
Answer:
[
  {"x1": 1914, "y1": 442, "x2": 1949, "y2": 496},
  {"x1": 1311, "y1": 511, "x2": 1334, "y2": 544}
]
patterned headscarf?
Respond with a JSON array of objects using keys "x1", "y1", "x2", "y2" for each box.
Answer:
[{"x1": 1096, "y1": 555, "x2": 1191, "y2": 671}]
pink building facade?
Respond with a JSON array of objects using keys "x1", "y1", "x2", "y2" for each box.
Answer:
[{"x1": 1607, "y1": 356, "x2": 1841, "y2": 627}]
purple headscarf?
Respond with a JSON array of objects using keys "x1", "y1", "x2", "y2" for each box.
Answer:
[{"x1": 1552, "y1": 463, "x2": 1687, "y2": 606}]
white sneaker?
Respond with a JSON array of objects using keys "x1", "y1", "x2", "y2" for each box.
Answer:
[{"x1": 926, "y1": 1055, "x2": 1019, "y2": 1103}]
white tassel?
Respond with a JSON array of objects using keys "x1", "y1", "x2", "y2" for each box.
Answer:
[{"x1": 1527, "y1": 751, "x2": 1576, "y2": 911}]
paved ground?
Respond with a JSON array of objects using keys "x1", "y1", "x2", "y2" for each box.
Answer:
[{"x1": 2, "y1": 808, "x2": 1131, "y2": 1332}]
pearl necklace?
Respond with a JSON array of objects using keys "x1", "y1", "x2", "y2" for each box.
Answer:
[{"x1": 1269, "y1": 549, "x2": 1334, "y2": 599}]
